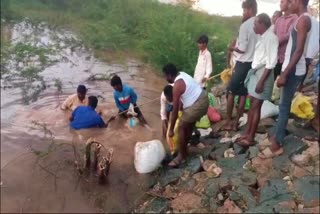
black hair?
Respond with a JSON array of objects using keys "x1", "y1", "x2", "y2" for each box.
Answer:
[
  {"x1": 110, "y1": 75, "x2": 122, "y2": 87},
  {"x1": 302, "y1": 0, "x2": 309, "y2": 7},
  {"x1": 162, "y1": 63, "x2": 178, "y2": 76},
  {"x1": 163, "y1": 85, "x2": 173, "y2": 98},
  {"x1": 197, "y1": 35, "x2": 209, "y2": 44},
  {"x1": 257, "y1": 13, "x2": 272, "y2": 29},
  {"x1": 88, "y1": 96, "x2": 98, "y2": 109},
  {"x1": 77, "y1": 85, "x2": 87, "y2": 94},
  {"x1": 242, "y1": 0, "x2": 258, "y2": 15}
]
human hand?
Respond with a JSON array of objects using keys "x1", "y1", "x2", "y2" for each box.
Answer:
[
  {"x1": 168, "y1": 129, "x2": 174, "y2": 138},
  {"x1": 255, "y1": 82, "x2": 264, "y2": 94},
  {"x1": 109, "y1": 116, "x2": 116, "y2": 121},
  {"x1": 277, "y1": 73, "x2": 287, "y2": 88},
  {"x1": 201, "y1": 77, "x2": 208, "y2": 83}
]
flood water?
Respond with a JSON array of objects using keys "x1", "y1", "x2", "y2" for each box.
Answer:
[{"x1": 1, "y1": 21, "x2": 166, "y2": 213}]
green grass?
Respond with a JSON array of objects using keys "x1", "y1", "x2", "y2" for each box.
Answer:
[{"x1": 1, "y1": 0, "x2": 241, "y2": 76}]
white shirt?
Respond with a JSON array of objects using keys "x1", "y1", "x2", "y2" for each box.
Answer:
[
  {"x1": 235, "y1": 17, "x2": 259, "y2": 62},
  {"x1": 160, "y1": 83, "x2": 173, "y2": 120},
  {"x1": 252, "y1": 27, "x2": 279, "y2": 70},
  {"x1": 194, "y1": 48, "x2": 212, "y2": 87},
  {"x1": 306, "y1": 16, "x2": 319, "y2": 59},
  {"x1": 175, "y1": 72, "x2": 203, "y2": 109}
]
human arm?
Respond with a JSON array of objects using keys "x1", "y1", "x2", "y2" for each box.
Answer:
[
  {"x1": 69, "y1": 108, "x2": 77, "y2": 121},
  {"x1": 278, "y1": 16, "x2": 311, "y2": 87},
  {"x1": 130, "y1": 87, "x2": 138, "y2": 106},
  {"x1": 61, "y1": 94, "x2": 74, "y2": 110},
  {"x1": 160, "y1": 92, "x2": 168, "y2": 137},
  {"x1": 203, "y1": 52, "x2": 213, "y2": 82},
  {"x1": 169, "y1": 80, "x2": 186, "y2": 137}
]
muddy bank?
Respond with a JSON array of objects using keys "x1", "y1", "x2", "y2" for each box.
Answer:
[{"x1": 1, "y1": 20, "x2": 166, "y2": 213}]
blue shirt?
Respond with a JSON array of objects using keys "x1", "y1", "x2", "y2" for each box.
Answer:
[
  {"x1": 70, "y1": 106, "x2": 106, "y2": 130},
  {"x1": 113, "y1": 84, "x2": 138, "y2": 111}
]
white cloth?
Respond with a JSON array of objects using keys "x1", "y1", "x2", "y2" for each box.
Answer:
[
  {"x1": 282, "y1": 13, "x2": 311, "y2": 76},
  {"x1": 306, "y1": 17, "x2": 319, "y2": 59},
  {"x1": 174, "y1": 72, "x2": 203, "y2": 109},
  {"x1": 252, "y1": 27, "x2": 279, "y2": 70},
  {"x1": 160, "y1": 83, "x2": 173, "y2": 120},
  {"x1": 194, "y1": 48, "x2": 212, "y2": 87},
  {"x1": 234, "y1": 17, "x2": 259, "y2": 62}
]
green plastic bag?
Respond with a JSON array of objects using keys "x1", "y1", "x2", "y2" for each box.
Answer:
[
  {"x1": 234, "y1": 96, "x2": 250, "y2": 110},
  {"x1": 195, "y1": 115, "x2": 211, "y2": 129},
  {"x1": 208, "y1": 92, "x2": 216, "y2": 107}
]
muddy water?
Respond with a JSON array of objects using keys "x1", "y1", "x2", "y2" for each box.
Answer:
[{"x1": 1, "y1": 21, "x2": 166, "y2": 213}]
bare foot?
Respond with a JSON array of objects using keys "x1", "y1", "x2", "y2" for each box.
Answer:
[
  {"x1": 236, "y1": 135, "x2": 248, "y2": 142},
  {"x1": 232, "y1": 121, "x2": 239, "y2": 131},
  {"x1": 223, "y1": 121, "x2": 233, "y2": 131}
]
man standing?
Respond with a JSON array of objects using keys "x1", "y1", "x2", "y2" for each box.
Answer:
[
  {"x1": 163, "y1": 63, "x2": 208, "y2": 167},
  {"x1": 224, "y1": 0, "x2": 258, "y2": 131},
  {"x1": 273, "y1": 0, "x2": 297, "y2": 80},
  {"x1": 194, "y1": 35, "x2": 212, "y2": 89},
  {"x1": 237, "y1": 13, "x2": 279, "y2": 146},
  {"x1": 259, "y1": 0, "x2": 312, "y2": 159}
]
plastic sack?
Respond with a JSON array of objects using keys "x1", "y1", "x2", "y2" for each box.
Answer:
[
  {"x1": 134, "y1": 140, "x2": 166, "y2": 174},
  {"x1": 196, "y1": 115, "x2": 211, "y2": 129},
  {"x1": 272, "y1": 77, "x2": 280, "y2": 101},
  {"x1": 291, "y1": 93, "x2": 315, "y2": 120},
  {"x1": 207, "y1": 107, "x2": 221, "y2": 123},
  {"x1": 260, "y1": 100, "x2": 279, "y2": 119},
  {"x1": 208, "y1": 92, "x2": 217, "y2": 107},
  {"x1": 234, "y1": 96, "x2": 250, "y2": 110},
  {"x1": 166, "y1": 111, "x2": 182, "y2": 154},
  {"x1": 220, "y1": 68, "x2": 232, "y2": 85}
]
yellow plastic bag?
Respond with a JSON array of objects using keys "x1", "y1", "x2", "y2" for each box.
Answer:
[
  {"x1": 166, "y1": 111, "x2": 182, "y2": 154},
  {"x1": 291, "y1": 93, "x2": 315, "y2": 120},
  {"x1": 220, "y1": 68, "x2": 232, "y2": 85}
]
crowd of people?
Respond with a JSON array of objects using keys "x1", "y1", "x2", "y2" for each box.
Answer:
[{"x1": 61, "y1": 0, "x2": 319, "y2": 168}]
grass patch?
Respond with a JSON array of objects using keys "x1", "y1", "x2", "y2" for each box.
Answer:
[{"x1": 2, "y1": 0, "x2": 241, "y2": 76}]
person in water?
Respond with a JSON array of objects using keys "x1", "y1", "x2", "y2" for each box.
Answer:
[
  {"x1": 70, "y1": 96, "x2": 115, "y2": 130},
  {"x1": 110, "y1": 75, "x2": 147, "y2": 124},
  {"x1": 61, "y1": 85, "x2": 88, "y2": 111}
]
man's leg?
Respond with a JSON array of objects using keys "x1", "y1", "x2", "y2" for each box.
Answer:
[
  {"x1": 176, "y1": 121, "x2": 193, "y2": 161},
  {"x1": 270, "y1": 74, "x2": 303, "y2": 150},
  {"x1": 233, "y1": 95, "x2": 246, "y2": 130},
  {"x1": 240, "y1": 97, "x2": 254, "y2": 140},
  {"x1": 224, "y1": 92, "x2": 235, "y2": 130},
  {"x1": 134, "y1": 106, "x2": 147, "y2": 125},
  {"x1": 247, "y1": 97, "x2": 263, "y2": 142}
]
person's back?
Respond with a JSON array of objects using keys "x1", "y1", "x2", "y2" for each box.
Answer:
[
  {"x1": 70, "y1": 96, "x2": 106, "y2": 130},
  {"x1": 174, "y1": 72, "x2": 203, "y2": 109}
]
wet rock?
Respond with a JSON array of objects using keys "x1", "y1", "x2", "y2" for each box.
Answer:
[
  {"x1": 170, "y1": 192, "x2": 202, "y2": 213},
  {"x1": 248, "y1": 146, "x2": 259, "y2": 159},
  {"x1": 291, "y1": 154, "x2": 312, "y2": 166},
  {"x1": 229, "y1": 170, "x2": 257, "y2": 187},
  {"x1": 139, "y1": 197, "x2": 169, "y2": 213},
  {"x1": 159, "y1": 168, "x2": 183, "y2": 187},
  {"x1": 177, "y1": 178, "x2": 196, "y2": 191},
  {"x1": 251, "y1": 157, "x2": 273, "y2": 175},
  {"x1": 162, "y1": 185, "x2": 178, "y2": 199},
  {"x1": 204, "y1": 179, "x2": 220, "y2": 197},
  {"x1": 233, "y1": 185, "x2": 257, "y2": 209},
  {"x1": 233, "y1": 143, "x2": 247, "y2": 155},
  {"x1": 224, "y1": 148, "x2": 235, "y2": 158},
  {"x1": 210, "y1": 143, "x2": 231, "y2": 160},
  {"x1": 217, "y1": 199, "x2": 242, "y2": 213},
  {"x1": 293, "y1": 176, "x2": 320, "y2": 207}
]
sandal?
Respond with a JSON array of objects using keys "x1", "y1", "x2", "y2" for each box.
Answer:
[
  {"x1": 236, "y1": 138, "x2": 255, "y2": 148},
  {"x1": 168, "y1": 157, "x2": 186, "y2": 168},
  {"x1": 258, "y1": 147, "x2": 284, "y2": 159}
]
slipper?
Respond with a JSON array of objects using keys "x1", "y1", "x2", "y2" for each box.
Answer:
[
  {"x1": 258, "y1": 147, "x2": 284, "y2": 159},
  {"x1": 236, "y1": 139, "x2": 255, "y2": 148},
  {"x1": 168, "y1": 157, "x2": 186, "y2": 168}
]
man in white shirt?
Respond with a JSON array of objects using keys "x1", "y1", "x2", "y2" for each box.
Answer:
[
  {"x1": 224, "y1": 0, "x2": 258, "y2": 131},
  {"x1": 194, "y1": 35, "x2": 212, "y2": 89},
  {"x1": 237, "y1": 13, "x2": 279, "y2": 147},
  {"x1": 163, "y1": 63, "x2": 208, "y2": 167}
]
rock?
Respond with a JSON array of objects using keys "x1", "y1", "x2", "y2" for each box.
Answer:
[
  {"x1": 233, "y1": 143, "x2": 247, "y2": 155},
  {"x1": 220, "y1": 137, "x2": 233, "y2": 144},
  {"x1": 177, "y1": 178, "x2": 196, "y2": 191},
  {"x1": 248, "y1": 146, "x2": 259, "y2": 159},
  {"x1": 256, "y1": 125, "x2": 267, "y2": 134},
  {"x1": 201, "y1": 159, "x2": 222, "y2": 177},
  {"x1": 293, "y1": 176, "x2": 320, "y2": 207},
  {"x1": 291, "y1": 154, "x2": 312, "y2": 166},
  {"x1": 224, "y1": 148, "x2": 235, "y2": 158},
  {"x1": 292, "y1": 165, "x2": 309, "y2": 178},
  {"x1": 259, "y1": 118, "x2": 275, "y2": 128},
  {"x1": 212, "y1": 120, "x2": 225, "y2": 133},
  {"x1": 251, "y1": 157, "x2": 273, "y2": 175},
  {"x1": 170, "y1": 192, "x2": 202, "y2": 213},
  {"x1": 273, "y1": 200, "x2": 297, "y2": 213},
  {"x1": 229, "y1": 170, "x2": 257, "y2": 187},
  {"x1": 236, "y1": 185, "x2": 257, "y2": 209},
  {"x1": 257, "y1": 175, "x2": 268, "y2": 188},
  {"x1": 139, "y1": 197, "x2": 169, "y2": 213},
  {"x1": 162, "y1": 185, "x2": 178, "y2": 199},
  {"x1": 183, "y1": 156, "x2": 202, "y2": 176},
  {"x1": 218, "y1": 193, "x2": 224, "y2": 201},
  {"x1": 254, "y1": 133, "x2": 268, "y2": 143},
  {"x1": 204, "y1": 179, "x2": 220, "y2": 197},
  {"x1": 159, "y1": 169, "x2": 183, "y2": 187},
  {"x1": 210, "y1": 143, "x2": 231, "y2": 160},
  {"x1": 297, "y1": 206, "x2": 320, "y2": 213},
  {"x1": 217, "y1": 199, "x2": 242, "y2": 213}
]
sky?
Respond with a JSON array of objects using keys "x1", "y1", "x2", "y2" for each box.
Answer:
[{"x1": 197, "y1": 0, "x2": 277, "y2": 17}]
